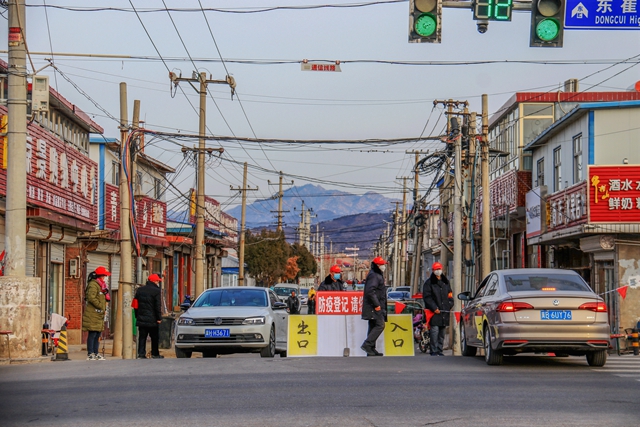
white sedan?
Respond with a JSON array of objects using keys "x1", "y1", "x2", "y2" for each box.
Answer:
[{"x1": 174, "y1": 287, "x2": 288, "y2": 358}]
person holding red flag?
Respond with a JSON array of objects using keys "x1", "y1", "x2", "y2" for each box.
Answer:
[
  {"x1": 422, "y1": 262, "x2": 453, "y2": 356},
  {"x1": 360, "y1": 257, "x2": 388, "y2": 357}
]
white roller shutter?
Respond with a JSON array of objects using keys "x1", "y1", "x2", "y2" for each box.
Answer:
[
  {"x1": 86, "y1": 252, "x2": 109, "y2": 281},
  {"x1": 110, "y1": 255, "x2": 120, "y2": 291},
  {"x1": 26, "y1": 240, "x2": 36, "y2": 277},
  {"x1": 50, "y1": 243, "x2": 64, "y2": 264}
]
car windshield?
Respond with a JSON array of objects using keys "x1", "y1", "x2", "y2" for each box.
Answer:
[
  {"x1": 299, "y1": 288, "x2": 309, "y2": 296},
  {"x1": 193, "y1": 289, "x2": 268, "y2": 307},
  {"x1": 504, "y1": 274, "x2": 591, "y2": 293},
  {"x1": 274, "y1": 287, "x2": 297, "y2": 296}
]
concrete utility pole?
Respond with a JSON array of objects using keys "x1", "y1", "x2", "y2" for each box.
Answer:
[
  {"x1": 406, "y1": 150, "x2": 428, "y2": 295},
  {"x1": 268, "y1": 172, "x2": 293, "y2": 232},
  {"x1": 231, "y1": 162, "x2": 257, "y2": 287},
  {"x1": 169, "y1": 71, "x2": 234, "y2": 298},
  {"x1": 118, "y1": 83, "x2": 133, "y2": 359},
  {"x1": 452, "y1": 116, "x2": 463, "y2": 357},
  {"x1": 5, "y1": 0, "x2": 27, "y2": 277},
  {"x1": 466, "y1": 111, "x2": 477, "y2": 292},
  {"x1": 392, "y1": 202, "x2": 400, "y2": 287},
  {"x1": 482, "y1": 94, "x2": 491, "y2": 278},
  {"x1": 400, "y1": 177, "x2": 408, "y2": 287}
]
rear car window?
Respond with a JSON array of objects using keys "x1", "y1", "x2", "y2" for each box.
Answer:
[{"x1": 504, "y1": 274, "x2": 591, "y2": 293}]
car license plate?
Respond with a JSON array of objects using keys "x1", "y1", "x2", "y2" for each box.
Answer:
[
  {"x1": 540, "y1": 310, "x2": 572, "y2": 320},
  {"x1": 204, "y1": 329, "x2": 230, "y2": 338}
]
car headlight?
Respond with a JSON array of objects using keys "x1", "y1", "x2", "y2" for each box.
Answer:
[
  {"x1": 242, "y1": 316, "x2": 265, "y2": 325},
  {"x1": 177, "y1": 317, "x2": 194, "y2": 325}
]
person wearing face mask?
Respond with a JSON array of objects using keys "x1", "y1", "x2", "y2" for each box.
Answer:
[
  {"x1": 422, "y1": 262, "x2": 454, "y2": 356},
  {"x1": 319, "y1": 265, "x2": 344, "y2": 292},
  {"x1": 82, "y1": 266, "x2": 111, "y2": 361},
  {"x1": 360, "y1": 257, "x2": 387, "y2": 356}
]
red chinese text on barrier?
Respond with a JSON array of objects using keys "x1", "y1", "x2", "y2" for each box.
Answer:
[{"x1": 316, "y1": 291, "x2": 363, "y2": 315}]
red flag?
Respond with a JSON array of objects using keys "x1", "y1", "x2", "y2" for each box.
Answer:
[
  {"x1": 454, "y1": 311, "x2": 461, "y2": 324},
  {"x1": 424, "y1": 309, "x2": 435, "y2": 327},
  {"x1": 617, "y1": 285, "x2": 629, "y2": 299},
  {"x1": 395, "y1": 301, "x2": 406, "y2": 314}
]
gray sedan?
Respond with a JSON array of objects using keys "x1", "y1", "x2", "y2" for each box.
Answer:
[
  {"x1": 174, "y1": 287, "x2": 288, "y2": 358},
  {"x1": 458, "y1": 268, "x2": 610, "y2": 366}
]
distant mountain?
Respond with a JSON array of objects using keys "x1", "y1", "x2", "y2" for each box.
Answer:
[
  {"x1": 225, "y1": 184, "x2": 398, "y2": 229},
  {"x1": 311, "y1": 212, "x2": 391, "y2": 259}
]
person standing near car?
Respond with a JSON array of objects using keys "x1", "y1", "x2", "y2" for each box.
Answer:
[
  {"x1": 287, "y1": 290, "x2": 301, "y2": 314},
  {"x1": 82, "y1": 266, "x2": 111, "y2": 361},
  {"x1": 134, "y1": 273, "x2": 164, "y2": 359},
  {"x1": 422, "y1": 262, "x2": 454, "y2": 356},
  {"x1": 307, "y1": 286, "x2": 316, "y2": 315},
  {"x1": 319, "y1": 265, "x2": 344, "y2": 291},
  {"x1": 361, "y1": 257, "x2": 387, "y2": 356}
]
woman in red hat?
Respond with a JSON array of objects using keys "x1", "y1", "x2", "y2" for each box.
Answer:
[
  {"x1": 82, "y1": 266, "x2": 111, "y2": 360},
  {"x1": 134, "y1": 273, "x2": 164, "y2": 359}
]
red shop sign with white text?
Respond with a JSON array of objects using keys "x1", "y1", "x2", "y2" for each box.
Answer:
[
  {"x1": 135, "y1": 196, "x2": 166, "y2": 238},
  {"x1": 316, "y1": 291, "x2": 363, "y2": 315},
  {"x1": 104, "y1": 183, "x2": 120, "y2": 230},
  {"x1": 589, "y1": 165, "x2": 640, "y2": 223}
]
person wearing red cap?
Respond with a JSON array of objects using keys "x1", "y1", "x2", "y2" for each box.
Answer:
[
  {"x1": 82, "y1": 266, "x2": 111, "y2": 360},
  {"x1": 361, "y1": 256, "x2": 387, "y2": 356},
  {"x1": 134, "y1": 273, "x2": 164, "y2": 359},
  {"x1": 422, "y1": 262, "x2": 453, "y2": 356},
  {"x1": 318, "y1": 264, "x2": 344, "y2": 292}
]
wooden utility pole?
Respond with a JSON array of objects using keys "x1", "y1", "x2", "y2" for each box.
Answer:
[
  {"x1": 231, "y1": 162, "x2": 257, "y2": 286},
  {"x1": 268, "y1": 171, "x2": 293, "y2": 232},
  {"x1": 169, "y1": 71, "x2": 234, "y2": 298},
  {"x1": 482, "y1": 94, "x2": 491, "y2": 277}
]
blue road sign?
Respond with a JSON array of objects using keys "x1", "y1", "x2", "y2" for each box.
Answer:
[{"x1": 565, "y1": 0, "x2": 640, "y2": 29}]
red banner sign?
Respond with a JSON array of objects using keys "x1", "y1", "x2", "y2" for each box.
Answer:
[
  {"x1": 104, "y1": 183, "x2": 120, "y2": 230},
  {"x1": 547, "y1": 181, "x2": 588, "y2": 232},
  {"x1": 135, "y1": 196, "x2": 166, "y2": 238},
  {"x1": 589, "y1": 165, "x2": 640, "y2": 223},
  {"x1": 316, "y1": 291, "x2": 363, "y2": 315},
  {"x1": 0, "y1": 121, "x2": 98, "y2": 225}
]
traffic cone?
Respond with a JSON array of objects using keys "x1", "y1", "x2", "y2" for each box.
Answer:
[{"x1": 54, "y1": 325, "x2": 69, "y2": 361}]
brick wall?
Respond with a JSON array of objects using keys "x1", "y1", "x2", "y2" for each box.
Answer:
[{"x1": 64, "y1": 245, "x2": 84, "y2": 344}]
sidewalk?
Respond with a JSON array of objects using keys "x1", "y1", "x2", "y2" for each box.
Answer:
[{"x1": 67, "y1": 339, "x2": 176, "y2": 361}]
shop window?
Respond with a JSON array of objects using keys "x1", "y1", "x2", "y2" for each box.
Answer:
[
  {"x1": 154, "y1": 178, "x2": 162, "y2": 200},
  {"x1": 553, "y1": 147, "x2": 562, "y2": 192},
  {"x1": 536, "y1": 157, "x2": 544, "y2": 187},
  {"x1": 573, "y1": 134, "x2": 583, "y2": 184},
  {"x1": 112, "y1": 161, "x2": 119, "y2": 185}
]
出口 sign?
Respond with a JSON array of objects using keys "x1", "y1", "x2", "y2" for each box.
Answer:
[{"x1": 589, "y1": 165, "x2": 640, "y2": 223}]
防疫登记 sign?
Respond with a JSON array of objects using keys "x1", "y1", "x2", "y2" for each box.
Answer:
[{"x1": 565, "y1": 0, "x2": 640, "y2": 29}]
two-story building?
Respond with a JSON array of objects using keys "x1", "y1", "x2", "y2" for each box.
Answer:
[{"x1": 524, "y1": 100, "x2": 640, "y2": 334}]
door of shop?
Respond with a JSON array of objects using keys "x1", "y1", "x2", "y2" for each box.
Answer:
[{"x1": 595, "y1": 260, "x2": 617, "y2": 333}]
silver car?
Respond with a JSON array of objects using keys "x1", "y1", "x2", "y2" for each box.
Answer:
[
  {"x1": 174, "y1": 287, "x2": 288, "y2": 358},
  {"x1": 458, "y1": 269, "x2": 610, "y2": 366}
]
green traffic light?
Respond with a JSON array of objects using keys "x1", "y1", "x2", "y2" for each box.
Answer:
[
  {"x1": 536, "y1": 18, "x2": 560, "y2": 41},
  {"x1": 414, "y1": 13, "x2": 437, "y2": 37}
]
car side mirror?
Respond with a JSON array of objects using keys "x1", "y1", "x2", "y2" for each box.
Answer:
[
  {"x1": 272, "y1": 302, "x2": 287, "y2": 310},
  {"x1": 457, "y1": 292, "x2": 471, "y2": 301},
  {"x1": 180, "y1": 302, "x2": 191, "y2": 311}
]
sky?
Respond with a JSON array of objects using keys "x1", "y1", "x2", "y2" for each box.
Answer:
[{"x1": 1, "y1": 0, "x2": 639, "y2": 220}]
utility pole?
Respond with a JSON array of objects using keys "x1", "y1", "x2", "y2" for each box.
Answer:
[
  {"x1": 5, "y1": 0, "x2": 27, "y2": 277},
  {"x1": 231, "y1": 162, "x2": 257, "y2": 286},
  {"x1": 169, "y1": 71, "x2": 234, "y2": 298},
  {"x1": 118, "y1": 83, "x2": 133, "y2": 359},
  {"x1": 268, "y1": 171, "x2": 293, "y2": 232},
  {"x1": 400, "y1": 177, "x2": 408, "y2": 287},
  {"x1": 406, "y1": 150, "x2": 428, "y2": 295},
  {"x1": 482, "y1": 94, "x2": 491, "y2": 278},
  {"x1": 466, "y1": 111, "x2": 477, "y2": 292},
  {"x1": 392, "y1": 202, "x2": 400, "y2": 287},
  {"x1": 452, "y1": 115, "x2": 463, "y2": 357}
]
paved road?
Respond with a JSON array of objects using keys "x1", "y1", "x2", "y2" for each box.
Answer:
[{"x1": 1, "y1": 351, "x2": 639, "y2": 427}]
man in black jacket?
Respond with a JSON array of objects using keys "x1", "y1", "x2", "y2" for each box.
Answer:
[
  {"x1": 134, "y1": 273, "x2": 164, "y2": 359},
  {"x1": 422, "y1": 262, "x2": 454, "y2": 356},
  {"x1": 318, "y1": 265, "x2": 344, "y2": 291},
  {"x1": 287, "y1": 290, "x2": 300, "y2": 314},
  {"x1": 360, "y1": 257, "x2": 387, "y2": 356}
]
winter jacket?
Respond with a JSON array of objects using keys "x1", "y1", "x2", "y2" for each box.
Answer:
[
  {"x1": 361, "y1": 263, "x2": 387, "y2": 321},
  {"x1": 318, "y1": 275, "x2": 344, "y2": 292},
  {"x1": 82, "y1": 279, "x2": 106, "y2": 332},
  {"x1": 287, "y1": 295, "x2": 300, "y2": 314},
  {"x1": 422, "y1": 273, "x2": 454, "y2": 327},
  {"x1": 134, "y1": 281, "x2": 162, "y2": 327}
]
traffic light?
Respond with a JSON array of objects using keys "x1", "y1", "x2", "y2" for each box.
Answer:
[
  {"x1": 530, "y1": 0, "x2": 565, "y2": 47},
  {"x1": 409, "y1": 0, "x2": 442, "y2": 43}
]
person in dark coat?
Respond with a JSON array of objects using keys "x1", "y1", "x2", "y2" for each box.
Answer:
[
  {"x1": 287, "y1": 290, "x2": 300, "y2": 314},
  {"x1": 134, "y1": 273, "x2": 164, "y2": 359},
  {"x1": 82, "y1": 266, "x2": 111, "y2": 361},
  {"x1": 360, "y1": 257, "x2": 388, "y2": 356},
  {"x1": 318, "y1": 265, "x2": 344, "y2": 291},
  {"x1": 422, "y1": 262, "x2": 454, "y2": 356}
]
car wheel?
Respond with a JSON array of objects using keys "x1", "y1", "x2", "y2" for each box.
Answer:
[
  {"x1": 483, "y1": 326, "x2": 503, "y2": 366},
  {"x1": 175, "y1": 347, "x2": 192, "y2": 359},
  {"x1": 461, "y1": 324, "x2": 477, "y2": 357},
  {"x1": 260, "y1": 326, "x2": 276, "y2": 358},
  {"x1": 586, "y1": 350, "x2": 607, "y2": 367}
]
